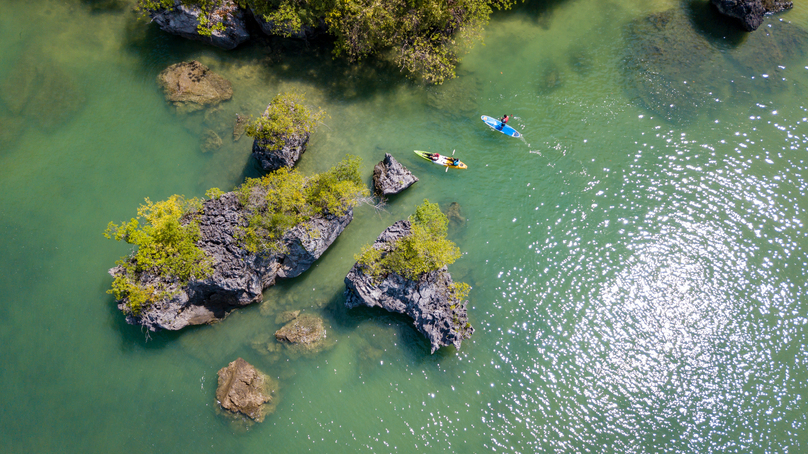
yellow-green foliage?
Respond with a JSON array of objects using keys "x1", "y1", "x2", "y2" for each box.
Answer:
[
  {"x1": 244, "y1": 0, "x2": 519, "y2": 84},
  {"x1": 105, "y1": 195, "x2": 214, "y2": 315},
  {"x1": 237, "y1": 156, "x2": 368, "y2": 254},
  {"x1": 205, "y1": 187, "x2": 225, "y2": 200},
  {"x1": 245, "y1": 92, "x2": 325, "y2": 150},
  {"x1": 356, "y1": 200, "x2": 463, "y2": 281},
  {"x1": 140, "y1": 0, "x2": 521, "y2": 83}
]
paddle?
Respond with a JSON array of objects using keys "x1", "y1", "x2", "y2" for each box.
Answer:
[{"x1": 445, "y1": 150, "x2": 455, "y2": 172}]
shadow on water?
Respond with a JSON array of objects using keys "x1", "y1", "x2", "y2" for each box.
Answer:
[
  {"x1": 683, "y1": 0, "x2": 748, "y2": 48},
  {"x1": 325, "y1": 292, "x2": 464, "y2": 367},
  {"x1": 80, "y1": 0, "x2": 130, "y2": 13},
  {"x1": 105, "y1": 293, "x2": 191, "y2": 353},
  {"x1": 503, "y1": 0, "x2": 575, "y2": 28},
  {"x1": 122, "y1": 14, "x2": 410, "y2": 104}
]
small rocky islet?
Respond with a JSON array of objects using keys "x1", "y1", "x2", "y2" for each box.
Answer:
[{"x1": 344, "y1": 220, "x2": 473, "y2": 354}]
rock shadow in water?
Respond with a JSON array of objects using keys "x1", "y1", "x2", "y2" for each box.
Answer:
[
  {"x1": 623, "y1": 9, "x2": 728, "y2": 124},
  {"x1": 81, "y1": 0, "x2": 129, "y2": 13},
  {"x1": 622, "y1": 6, "x2": 807, "y2": 124},
  {"x1": 537, "y1": 59, "x2": 564, "y2": 95},
  {"x1": 0, "y1": 53, "x2": 86, "y2": 132}
]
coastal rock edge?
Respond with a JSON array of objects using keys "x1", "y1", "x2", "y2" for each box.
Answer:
[{"x1": 344, "y1": 220, "x2": 473, "y2": 354}]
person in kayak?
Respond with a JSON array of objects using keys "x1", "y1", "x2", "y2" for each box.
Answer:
[
  {"x1": 428, "y1": 152, "x2": 441, "y2": 161},
  {"x1": 450, "y1": 157, "x2": 460, "y2": 166},
  {"x1": 498, "y1": 114, "x2": 510, "y2": 130}
]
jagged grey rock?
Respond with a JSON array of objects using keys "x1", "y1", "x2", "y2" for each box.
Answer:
[
  {"x1": 109, "y1": 192, "x2": 353, "y2": 331},
  {"x1": 372, "y1": 153, "x2": 418, "y2": 196},
  {"x1": 252, "y1": 132, "x2": 309, "y2": 171},
  {"x1": 344, "y1": 220, "x2": 473, "y2": 354},
  {"x1": 250, "y1": 99, "x2": 314, "y2": 171},
  {"x1": 216, "y1": 358, "x2": 277, "y2": 422},
  {"x1": 711, "y1": 0, "x2": 793, "y2": 31},
  {"x1": 149, "y1": 0, "x2": 250, "y2": 50}
]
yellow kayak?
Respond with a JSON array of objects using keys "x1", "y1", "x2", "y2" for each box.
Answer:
[{"x1": 414, "y1": 150, "x2": 468, "y2": 169}]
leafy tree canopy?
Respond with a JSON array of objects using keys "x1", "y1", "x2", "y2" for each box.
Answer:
[
  {"x1": 245, "y1": 91, "x2": 326, "y2": 150},
  {"x1": 237, "y1": 155, "x2": 368, "y2": 254},
  {"x1": 356, "y1": 199, "x2": 462, "y2": 280},
  {"x1": 104, "y1": 195, "x2": 213, "y2": 315},
  {"x1": 137, "y1": 0, "x2": 520, "y2": 83}
]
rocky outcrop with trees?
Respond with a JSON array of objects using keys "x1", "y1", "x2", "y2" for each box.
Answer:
[
  {"x1": 344, "y1": 201, "x2": 473, "y2": 353},
  {"x1": 144, "y1": 0, "x2": 250, "y2": 50},
  {"x1": 711, "y1": 0, "x2": 793, "y2": 31},
  {"x1": 372, "y1": 153, "x2": 418, "y2": 196},
  {"x1": 248, "y1": 93, "x2": 325, "y2": 171},
  {"x1": 106, "y1": 157, "x2": 367, "y2": 331},
  {"x1": 216, "y1": 358, "x2": 277, "y2": 422}
]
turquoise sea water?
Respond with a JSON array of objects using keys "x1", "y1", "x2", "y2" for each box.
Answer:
[{"x1": 2, "y1": 0, "x2": 808, "y2": 452}]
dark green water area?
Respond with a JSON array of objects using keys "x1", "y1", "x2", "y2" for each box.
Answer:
[{"x1": 2, "y1": 0, "x2": 808, "y2": 452}]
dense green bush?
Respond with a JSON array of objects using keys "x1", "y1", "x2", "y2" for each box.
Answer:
[
  {"x1": 137, "y1": 0, "x2": 519, "y2": 84},
  {"x1": 245, "y1": 92, "x2": 326, "y2": 150},
  {"x1": 104, "y1": 195, "x2": 214, "y2": 315},
  {"x1": 236, "y1": 155, "x2": 368, "y2": 254},
  {"x1": 356, "y1": 200, "x2": 463, "y2": 280}
]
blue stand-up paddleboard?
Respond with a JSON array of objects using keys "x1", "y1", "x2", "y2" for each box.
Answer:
[{"x1": 481, "y1": 115, "x2": 522, "y2": 138}]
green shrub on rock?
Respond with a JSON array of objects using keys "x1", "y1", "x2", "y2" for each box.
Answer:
[
  {"x1": 245, "y1": 92, "x2": 325, "y2": 150},
  {"x1": 105, "y1": 157, "x2": 367, "y2": 313},
  {"x1": 356, "y1": 199, "x2": 462, "y2": 280},
  {"x1": 236, "y1": 155, "x2": 368, "y2": 254},
  {"x1": 104, "y1": 195, "x2": 214, "y2": 315}
]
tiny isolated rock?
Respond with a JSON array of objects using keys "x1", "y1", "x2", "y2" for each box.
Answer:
[
  {"x1": 372, "y1": 153, "x2": 418, "y2": 196},
  {"x1": 216, "y1": 357, "x2": 277, "y2": 422},
  {"x1": 274, "y1": 313, "x2": 332, "y2": 354}
]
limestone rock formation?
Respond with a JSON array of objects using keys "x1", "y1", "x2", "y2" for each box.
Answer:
[
  {"x1": 216, "y1": 358, "x2": 277, "y2": 422},
  {"x1": 344, "y1": 221, "x2": 473, "y2": 354},
  {"x1": 149, "y1": 0, "x2": 249, "y2": 50},
  {"x1": 372, "y1": 153, "x2": 418, "y2": 196},
  {"x1": 233, "y1": 114, "x2": 247, "y2": 141},
  {"x1": 201, "y1": 129, "x2": 223, "y2": 152},
  {"x1": 252, "y1": 132, "x2": 309, "y2": 171},
  {"x1": 157, "y1": 61, "x2": 233, "y2": 113},
  {"x1": 711, "y1": 0, "x2": 793, "y2": 31},
  {"x1": 274, "y1": 313, "x2": 328, "y2": 352},
  {"x1": 110, "y1": 192, "x2": 353, "y2": 331}
]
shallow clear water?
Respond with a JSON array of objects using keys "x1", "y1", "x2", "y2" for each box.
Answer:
[{"x1": 1, "y1": 0, "x2": 808, "y2": 452}]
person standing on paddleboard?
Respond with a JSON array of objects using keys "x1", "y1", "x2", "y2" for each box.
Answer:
[{"x1": 498, "y1": 114, "x2": 510, "y2": 130}]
